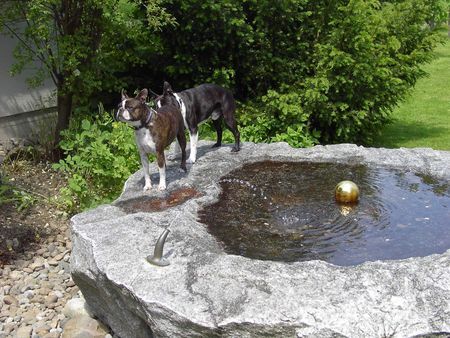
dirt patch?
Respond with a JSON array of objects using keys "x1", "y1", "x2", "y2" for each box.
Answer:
[{"x1": 0, "y1": 159, "x2": 69, "y2": 266}]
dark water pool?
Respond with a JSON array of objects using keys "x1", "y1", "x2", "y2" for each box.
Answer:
[{"x1": 198, "y1": 161, "x2": 450, "y2": 266}]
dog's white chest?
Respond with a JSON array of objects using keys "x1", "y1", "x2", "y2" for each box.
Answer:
[{"x1": 135, "y1": 128, "x2": 156, "y2": 153}]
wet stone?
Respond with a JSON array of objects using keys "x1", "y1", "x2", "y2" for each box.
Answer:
[{"x1": 116, "y1": 187, "x2": 202, "y2": 213}]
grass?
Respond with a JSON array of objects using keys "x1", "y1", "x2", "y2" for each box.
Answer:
[{"x1": 373, "y1": 31, "x2": 450, "y2": 151}]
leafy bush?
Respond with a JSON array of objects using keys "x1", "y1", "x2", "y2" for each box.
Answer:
[
  {"x1": 238, "y1": 90, "x2": 319, "y2": 147},
  {"x1": 298, "y1": 0, "x2": 444, "y2": 143},
  {"x1": 425, "y1": 0, "x2": 450, "y2": 28},
  {"x1": 198, "y1": 90, "x2": 318, "y2": 148},
  {"x1": 53, "y1": 107, "x2": 140, "y2": 212},
  {"x1": 146, "y1": 0, "x2": 443, "y2": 145}
]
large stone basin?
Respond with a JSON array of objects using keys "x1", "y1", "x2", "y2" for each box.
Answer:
[{"x1": 70, "y1": 142, "x2": 450, "y2": 338}]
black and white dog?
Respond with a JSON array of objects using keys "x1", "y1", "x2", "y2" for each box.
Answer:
[
  {"x1": 115, "y1": 89, "x2": 187, "y2": 191},
  {"x1": 154, "y1": 82, "x2": 240, "y2": 163}
]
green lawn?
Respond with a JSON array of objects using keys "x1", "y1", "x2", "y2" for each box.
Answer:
[{"x1": 373, "y1": 33, "x2": 450, "y2": 151}]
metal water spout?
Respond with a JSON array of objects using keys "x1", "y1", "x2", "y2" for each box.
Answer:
[{"x1": 146, "y1": 228, "x2": 171, "y2": 267}]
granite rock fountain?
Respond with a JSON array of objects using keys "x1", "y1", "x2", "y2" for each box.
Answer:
[{"x1": 70, "y1": 141, "x2": 450, "y2": 338}]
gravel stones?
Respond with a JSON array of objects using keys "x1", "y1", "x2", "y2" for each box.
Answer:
[
  {"x1": 0, "y1": 217, "x2": 112, "y2": 337},
  {"x1": 1, "y1": 158, "x2": 115, "y2": 337}
]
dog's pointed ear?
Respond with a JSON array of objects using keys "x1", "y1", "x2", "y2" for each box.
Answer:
[
  {"x1": 137, "y1": 89, "x2": 148, "y2": 103},
  {"x1": 163, "y1": 81, "x2": 173, "y2": 95},
  {"x1": 121, "y1": 89, "x2": 129, "y2": 101}
]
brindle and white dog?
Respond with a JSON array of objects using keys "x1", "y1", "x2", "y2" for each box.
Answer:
[
  {"x1": 115, "y1": 89, "x2": 187, "y2": 191},
  {"x1": 154, "y1": 82, "x2": 240, "y2": 163}
]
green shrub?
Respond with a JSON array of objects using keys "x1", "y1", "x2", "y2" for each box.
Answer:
[
  {"x1": 146, "y1": 0, "x2": 442, "y2": 145},
  {"x1": 238, "y1": 90, "x2": 319, "y2": 147},
  {"x1": 53, "y1": 108, "x2": 140, "y2": 212},
  {"x1": 297, "y1": 0, "x2": 444, "y2": 144},
  {"x1": 198, "y1": 90, "x2": 319, "y2": 148}
]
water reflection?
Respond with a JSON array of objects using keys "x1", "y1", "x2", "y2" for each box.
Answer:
[{"x1": 198, "y1": 161, "x2": 450, "y2": 266}]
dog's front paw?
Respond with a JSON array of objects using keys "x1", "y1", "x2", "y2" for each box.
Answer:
[
  {"x1": 158, "y1": 183, "x2": 166, "y2": 191},
  {"x1": 143, "y1": 184, "x2": 152, "y2": 191},
  {"x1": 231, "y1": 146, "x2": 240, "y2": 152},
  {"x1": 187, "y1": 157, "x2": 196, "y2": 164}
]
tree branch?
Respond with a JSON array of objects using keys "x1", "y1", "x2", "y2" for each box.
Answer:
[
  {"x1": 2, "y1": 22, "x2": 47, "y2": 65},
  {"x1": 20, "y1": 6, "x2": 60, "y2": 87}
]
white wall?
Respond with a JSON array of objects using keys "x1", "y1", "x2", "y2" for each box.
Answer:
[{"x1": 0, "y1": 31, "x2": 57, "y2": 143}]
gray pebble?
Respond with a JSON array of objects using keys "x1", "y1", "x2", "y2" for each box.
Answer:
[{"x1": 23, "y1": 290, "x2": 34, "y2": 299}]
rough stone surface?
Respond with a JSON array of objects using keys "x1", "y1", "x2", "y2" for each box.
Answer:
[{"x1": 70, "y1": 141, "x2": 450, "y2": 338}]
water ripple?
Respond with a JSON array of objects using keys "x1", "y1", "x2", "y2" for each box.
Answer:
[{"x1": 200, "y1": 161, "x2": 450, "y2": 266}]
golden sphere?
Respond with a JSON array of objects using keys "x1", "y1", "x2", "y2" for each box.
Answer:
[{"x1": 335, "y1": 180, "x2": 360, "y2": 204}]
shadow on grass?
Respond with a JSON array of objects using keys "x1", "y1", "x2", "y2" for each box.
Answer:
[{"x1": 373, "y1": 120, "x2": 449, "y2": 149}]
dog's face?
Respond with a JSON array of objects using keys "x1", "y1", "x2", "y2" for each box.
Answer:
[
  {"x1": 154, "y1": 81, "x2": 179, "y2": 109},
  {"x1": 115, "y1": 89, "x2": 149, "y2": 127}
]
